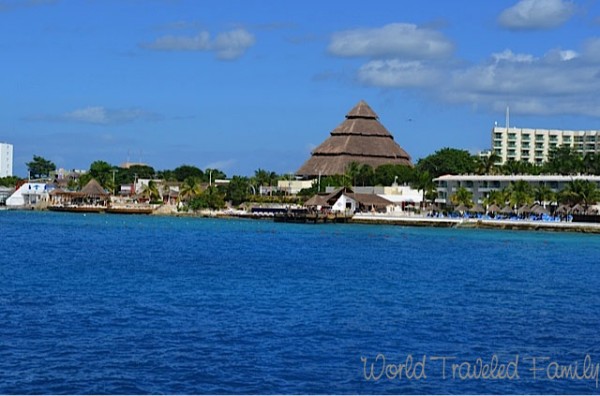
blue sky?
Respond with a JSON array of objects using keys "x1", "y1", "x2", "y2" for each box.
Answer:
[{"x1": 2, "y1": 0, "x2": 600, "y2": 177}]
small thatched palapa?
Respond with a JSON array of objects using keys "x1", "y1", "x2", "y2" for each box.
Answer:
[
  {"x1": 80, "y1": 179, "x2": 109, "y2": 197},
  {"x1": 296, "y1": 100, "x2": 412, "y2": 177}
]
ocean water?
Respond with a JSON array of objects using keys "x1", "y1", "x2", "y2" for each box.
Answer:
[{"x1": 1, "y1": 210, "x2": 599, "y2": 394}]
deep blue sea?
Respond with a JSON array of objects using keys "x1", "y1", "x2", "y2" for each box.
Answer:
[{"x1": 1, "y1": 211, "x2": 600, "y2": 394}]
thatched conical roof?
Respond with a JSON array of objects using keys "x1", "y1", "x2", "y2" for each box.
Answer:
[
  {"x1": 81, "y1": 179, "x2": 109, "y2": 197},
  {"x1": 296, "y1": 100, "x2": 412, "y2": 177}
]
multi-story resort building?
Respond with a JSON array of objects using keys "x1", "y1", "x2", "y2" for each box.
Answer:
[
  {"x1": 0, "y1": 142, "x2": 13, "y2": 178},
  {"x1": 492, "y1": 125, "x2": 600, "y2": 165},
  {"x1": 434, "y1": 174, "x2": 600, "y2": 205}
]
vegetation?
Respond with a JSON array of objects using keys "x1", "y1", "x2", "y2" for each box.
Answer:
[
  {"x1": 0, "y1": 176, "x2": 20, "y2": 187},
  {"x1": 26, "y1": 155, "x2": 56, "y2": 179},
  {"x1": 450, "y1": 186, "x2": 473, "y2": 208},
  {"x1": 416, "y1": 148, "x2": 478, "y2": 178}
]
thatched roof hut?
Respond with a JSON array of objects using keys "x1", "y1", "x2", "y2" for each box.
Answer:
[
  {"x1": 296, "y1": 100, "x2": 412, "y2": 177},
  {"x1": 80, "y1": 179, "x2": 109, "y2": 197}
]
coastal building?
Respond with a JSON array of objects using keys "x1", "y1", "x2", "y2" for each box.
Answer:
[
  {"x1": 492, "y1": 125, "x2": 600, "y2": 165},
  {"x1": 434, "y1": 174, "x2": 600, "y2": 205},
  {"x1": 0, "y1": 186, "x2": 14, "y2": 205},
  {"x1": 5, "y1": 182, "x2": 50, "y2": 207},
  {"x1": 0, "y1": 142, "x2": 13, "y2": 178},
  {"x1": 277, "y1": 179, "x2": 316, "y2": 195},
  {"x1": 305, "y1": 187, "x2": 394, "y2": 214},
  {"x1": 296, "y1": 100, "x2": 412, "y2": 177}
]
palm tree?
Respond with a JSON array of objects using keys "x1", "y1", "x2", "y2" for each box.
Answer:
[
  {"x1": 141, "y1": 180, "x2": 161, "y2": 202},
  {"x1": 179, "y1": 177, "x2": 202, "y2": 202},
  {"x1": 345, "y1": 161, "x2": 361, "y2": 187},
  {"x1": 560, "y1": 180, "x2": 600, "y2": 212},
  {"x1": 507, "y1": 180, "x2": 534, "y2": 208},
  {"x1": 411, "y1": 170, "x2": 435, "y2": 209},
  {"x1": 483, "y1": 189, "x2": 509, "y2": 207},
  {"x1": 533, "y1": 184, "x2": 555, "y2": 207},
  {"x1": 450, "y1": 186, "x2": 473, "y2": 208},
  {"x1": 477, "y1": 152, "x2": 500, "y2": 175}
]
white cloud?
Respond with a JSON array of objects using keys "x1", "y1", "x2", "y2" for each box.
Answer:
[
  {"x1": 358, "y1": 60, "x2": 442, "y2": 88},
  {"x1": 491, "y1": 49, "x2": 535, "y2": 63},
  {"x1": 142, "y1": 27, "x2": 255, "y2": 60},
  {"x1": 328, "y1": 23, "x2": 453, "y2": 59},
  {"x1": 213, "y1": 28, "x2": 256, "y2": 60},
  {"x1": 498, "y1": 0, "x2": 575, "y2": 30},
  {"x1": 144, "y1": 32, "x2": 210, "y2": 51},
  {"x1": 333, "y1": 28, "x2": 600, "y2": 117},
  {"x1": 27, "y1": 106, "x2": 160, "y2": 125}
]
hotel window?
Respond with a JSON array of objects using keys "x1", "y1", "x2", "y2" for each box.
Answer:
[
  {"x1": 586, "y1": 135, "x2": 596, "y2": 142},
  {"x1": 508, "y1": 149, "x2": 516, "y2": 155},
  {"x1": 550, "y1": 143, "x2": 557, "y2": 149},
  {"x1": 508, "y1": 142, "x2": 516, "y2": 148},
  {"x1": 508, "y1": 133, "x2": 516, "y2": 140},
  {"x1": 535, "y1": 135, "x2": 544, "y2": 141},
  {"x1": 549, "y1": 135, "x2": 558, "y2": 142},
  {"x1": 494, "y1": 141, "x2": 502, "y2": 148},
  {"x1": 522, "y1": 142, "x2": 530, "y2": 148},
  {"x1": 521, "y1": 150, "x2": 529, "y2": 156},
  {"x1": 522, "y1": 134, "x2": 530, "y2": 141},
  {"x1": 494, "y1": 149, "x2": 502, "y2": 155},
  {"x1": 535, "y1": 143, "x2": 544, "y2": 149},
  {"x1": 494, "y1": 133, "x2": 502, "y2": 139},
  {"x1": 466, "y1": 181, "x2": 474, "y2": 188},
  {"x1": 492, "y1": 181, "x2": 500, "y2": 188},
  {"x1": 563, "y1": 135, "x2": 572, "y2": 142}
]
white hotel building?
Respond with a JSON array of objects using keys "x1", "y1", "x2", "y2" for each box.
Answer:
[
  {"x1": 492, "y1": 126, "x2": 600, "y2": 165},
  {"x1": 434, "y1": 174, "x2": 600, "y2": 205},
  {"x1": 0, "y1": 142, "x2": 13, "y2": 178}
]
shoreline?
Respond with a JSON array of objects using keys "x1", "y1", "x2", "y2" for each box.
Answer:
[
  {"x1": 351, "y1": 213, "x2": 600, "y2": 233},
  {"x1": 5, "y1": 205, "x2": 600, "y2": 234}
]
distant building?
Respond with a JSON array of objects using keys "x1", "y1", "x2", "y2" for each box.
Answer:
[
  {"x1": 434, "y1": 174, "x2": 600, "y2": 205},
  {"x1": 0, "y1": 142, "x2": 13, "y2": 177},
  {"x1": 492, "y1": 125, "x2": 600, "y2": 165},
  {"x1": 296, "y1": 100, "x2": 412, "y2": 177}
]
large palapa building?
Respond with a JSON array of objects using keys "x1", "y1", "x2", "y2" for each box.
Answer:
[{"x1": 296, "y1": 100, "x2": 412, "y2": 177}]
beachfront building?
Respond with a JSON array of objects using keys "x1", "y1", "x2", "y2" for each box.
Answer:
[
  {"x1": 305, "y1": 187, "x2": 394, "y2": 214},
  {"x1": 5, "y1": 182, "x2": 50, "y2": 207},
  {"x1": 0, "y1": 142, "x2": 13, "y2": 177},
  {"x1": 434, "y1": 174, "x2": 600, "y2": 205},
  {"x1": 492, "y1": 125, "x2": 600, "y2": 165},
  {"x1": 296, "y1": 100, "x2": 412, "y2": 177}
]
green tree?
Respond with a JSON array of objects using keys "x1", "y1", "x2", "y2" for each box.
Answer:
[
  {"x1": 179, "y1": 177, "x2": 202, "y2": 202},
  {"x1": 345, "y1": 161, "x2": 361, "y2": 186},
  {"x1": 226, "y1": 176, "x2": 250, "y2": 206},
  {"x1": 373, "y1": 164, "x2": 415, "y2": 186},
  {"x1": 172, "y1": 165, "x2": 203, "y2": 182},
  {"x1": 559, "y1": 180, "x2": 600, "y2": 211},
  {"x1": 544, "y1": 146, "x2": 583, "y2": 175},
  {"x1": 450, "y1": 186, "x2": 473, "y2": 208},
  {"x1": 411, "y1": 170, "x2": 436, "y2": 208},
  {"x1": 483, "y1": 189, "x2": 509, "y2": 207},
  {"x1": 26, "y1": 155, "x2": 56, "y2": 179},
  {"x1": 0, "y1": 176, "x2": 20, "y2": 187},
  {"x1": 416, "y1": 148, "x2": 478, "y2": 178},
  {"x1": 89, "y1": 160, "x2": 115, "y2": 191},
  {"x1": 533, "y1": 184, "x2": 555, "y2": 206},
  {"x1": 356, "y1": 164, "x2": 375, "y2": 186},
  {"x1": 476, "y1": 152, "x2": 501, "y2": 175},
  {"x1": 141, "y1": 180, "x2": 161, "y2": 202},
  {"x1": 507, "y1": 180, "x2": 534, "y2": 207},
  {"x1": 189, "y1": 185, "x2": 226, "y2": 210}
]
